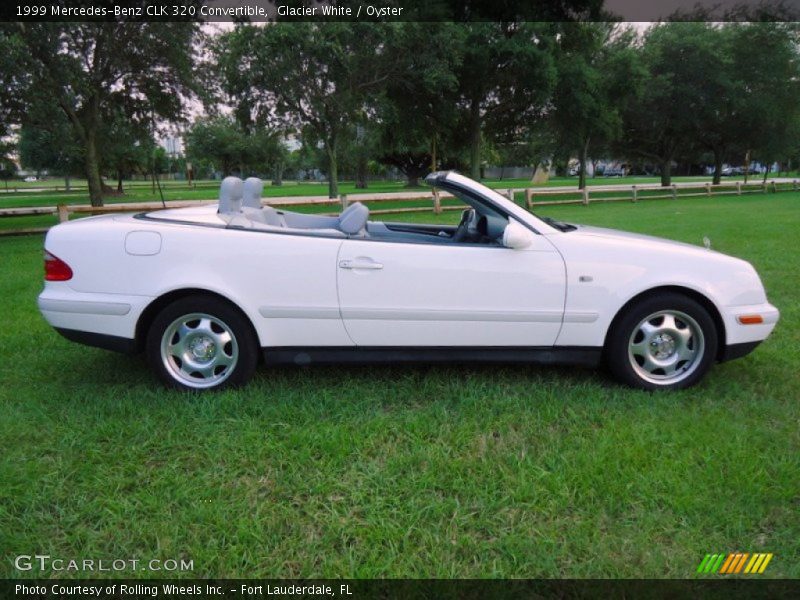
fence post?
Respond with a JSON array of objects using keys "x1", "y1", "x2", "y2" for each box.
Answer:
[
  {"x1": 582, "y1": 188, "x2": 589, "y2": 206},
  {"x1": 506, "y1": 189, "x2": 515, "y2": 202},
  {"x1": 631, "y1": 185, "x2": 637, "y2": 203},
  {"x1": 794, "y1": 179, "x2": 798, "y2": 192},
  {"x1": 671, "y1": 184, "x2": 677, "y2": 200},
  {"x1": 339, "y1": 194, "x2": 348, "y2": 210},
  {"x1": 771, "y1": 180, "x2": 777, "y2": 193},
  {"x1": 705, "y1": 182, "x2": 711, "y2": 196},
  {"x1": 736, "y1": 181, "x2": 742, "y2": 195},
  {"x1": 525, "y1": 188, "x2": 533, "y2": 209},
  {"x1": 761, "y1": 181, "x2": 767, "y2": 193},
  {"x1": 432, "y1": 189, "x2": 442, "y2": 214},
  {"x1": 57, "y1": 204, "x2": 69, "y2": 223}
]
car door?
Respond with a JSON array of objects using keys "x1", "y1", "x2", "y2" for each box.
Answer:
[{"x1": 336, "y1": 235, "x2": 566, "y2": 347}]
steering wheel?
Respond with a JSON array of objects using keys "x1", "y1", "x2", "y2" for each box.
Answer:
[{"x1": 451, "y1": 208, "x2": 477, "y2": 243}]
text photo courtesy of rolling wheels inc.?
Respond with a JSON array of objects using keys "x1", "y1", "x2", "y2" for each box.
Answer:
[{"x1": 0, "y1": 0, "x2": 799, "y2": 597}]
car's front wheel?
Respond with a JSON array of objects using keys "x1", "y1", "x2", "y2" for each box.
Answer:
[
  {"x1": 606, "y1": 293, "x2": 718, "y2": 390},
  {"x1": 146, "y1": 295, "x2": 258, "y2": 391}
]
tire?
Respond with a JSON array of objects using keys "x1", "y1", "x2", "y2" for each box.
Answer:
[
  {"x1": 146, "y1": 295, "x2": 259, "y2": 391},
  {"x1": 606, "y1": 292, "x2": 718, "y2": 391}
]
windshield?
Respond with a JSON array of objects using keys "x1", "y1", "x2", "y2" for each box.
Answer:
[{"x1": 434, "y1": 172, "x2": 577, "y2": 233}]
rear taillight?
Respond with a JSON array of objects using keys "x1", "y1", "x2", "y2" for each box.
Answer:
[{"x1": 44, "y1": 250, "x2": 73, "y2": 281}]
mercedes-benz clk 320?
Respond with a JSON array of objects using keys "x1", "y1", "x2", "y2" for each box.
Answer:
[{"x1": 38, "y1": 171, "x2": 779, "y2": 391}]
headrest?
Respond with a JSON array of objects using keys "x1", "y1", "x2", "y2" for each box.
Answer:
[
  {"x1": 242, "y1": 177, "x2": 263, "y2": 209},
  {"x1": 218, "y1": 176, "x2": 243, "y2": 214},
  {"x1": 338, "y1": 202, "x2": 369, "y2": 235}
]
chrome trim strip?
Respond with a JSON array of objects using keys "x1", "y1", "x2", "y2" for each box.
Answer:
[
  {"x1": 341, "y1": 308, "x2": 564, "y2": 322},
  {"x1": 563, "y1": 311, "x2": 599, "y2": 323},
  {"x1": 259, "y1": 306, "x2": 598, "y2": 323},
  {"x1": 259, "y1": 306, "x2": 341, "y2": 319},
  {"x1": 38, "y1": 298, "x2": 131, "y2": 316}
]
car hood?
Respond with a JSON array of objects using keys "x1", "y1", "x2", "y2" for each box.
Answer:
[{"x1": 567, "y1": 223, "x2": 721, "y2": 257}]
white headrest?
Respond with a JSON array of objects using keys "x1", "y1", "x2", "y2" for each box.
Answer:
[
  {"x1": 338, "y1": 202, "x2": 369, "y2": 235},
  {"x1": 218, "y1": 177, "x2": 243, "y2": 213},
  {"x1": 242, "y1": 177, "x2": 263, "y2": 209}
]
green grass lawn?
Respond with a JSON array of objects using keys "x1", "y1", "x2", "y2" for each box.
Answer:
[{"x1": 0, "y1": 192, "x2": 798, "y2": 579}]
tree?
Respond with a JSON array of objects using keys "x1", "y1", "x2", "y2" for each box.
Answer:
[
  {"x1": 0, "y1": 26, "x2": 27, "y2": 143},
  {"x1": 12, "y1": 20, "x2": 199, "y2": 205},
  {"x1": 185, "y1": 116, "x2": 285, "y2": 179},
  {"x1": 186, "y1": 117, "x2": 247, "y2": 178},
  {"x1": 100, "y1": 111, "x2": 154, "y2": 193},
  {"x1": 217, "y1": 23, "x2": 396, "y2": 198},
  {"x1": 453, "y1": 23, "x2": 557, "y2": 179},
  {"x1": 727, "y1": 24, "x2": 800, "y2": 181},
  {"x1": 671, "y1": 24, "x2": 739, "y2": 185},
  {"x1": 549, "y1": 23, "x2": 644, "y2": 189},
  {"x1": 375, "y1": 23, "x2": 463, "y2": 186},
  {"x1": 0, "y1": 157, "x2": 15, "y2": 191},
  {"x1": 617, "y1": 23, "x2": 713, "y2": 186},
  {"x1": 18, "y1": 113, "x2": 83, "y2": 190}
]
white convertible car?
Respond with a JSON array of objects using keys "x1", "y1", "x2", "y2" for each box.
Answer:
[{"x1": 38, "y1": 171, "x2": 779, "y2": 391}]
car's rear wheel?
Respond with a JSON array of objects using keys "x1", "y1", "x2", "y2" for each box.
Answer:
[
  {"x1": 146, "y1": 296, "x2": 258, "y2": 391},
  {"x1": 606, "y1": 293, "x2": 718, "y2": 390}
]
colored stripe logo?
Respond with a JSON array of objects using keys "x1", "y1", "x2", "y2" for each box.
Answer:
[{"x1": 697, "y1": 553, "x2": 773, "y2": 574}]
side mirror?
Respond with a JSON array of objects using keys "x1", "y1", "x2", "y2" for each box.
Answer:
[{"x1": 502, "y1": 219, "x2": 535, "y2": 250}]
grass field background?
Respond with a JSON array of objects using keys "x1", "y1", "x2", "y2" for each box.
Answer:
[{"x1": 0, "y1": 192, "x2": 798, "y2": 578}]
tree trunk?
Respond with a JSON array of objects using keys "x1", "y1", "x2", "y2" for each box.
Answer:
[
  {"x1": 117, "y1": 169, "x2": 124, "y2": 193},
  {"x1": 84, "y1": 131, "x2": 104, "y2": 207},
  {"x1": 355, "y1": 154, "x2": 368, "y2": 189},
  {"x1": 578, "y1": 138, "x2": 590, "y2": 190},
  {"x1": 326, "y1": 141, "x2": 339, "y2": 199},
  {"x1": 64, "y1": 175, "x2": 70, "y2": 192},
  {"x1": 763, "y1": 163, "x2": 770, "y2": 183},
  {"x1": 743, "y1": 150, "x2": 751, "y2": 184},
  {"x1": 272, "y1": 161, "x2": 284, "y2": 186},
  {"x1": 660, "y1": 159, "x2": 672, "y2": 187},
  {"x1": 712, "y1": 149, "x2": 723, "y2": 185},
  {"x1": 468, "y1": 100, "x2": 481, "y2": 179},
  {"x1": 406, "y1": 175, "x2": 419, "y2": 187}
]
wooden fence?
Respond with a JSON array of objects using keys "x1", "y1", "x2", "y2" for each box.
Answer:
[{"x1": 1, "y1": 179, "x2": 797, "y2": 237}]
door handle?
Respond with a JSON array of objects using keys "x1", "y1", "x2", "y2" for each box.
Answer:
[{"x1": 339, "y1": 259, "x2": 383, "y2": 270}]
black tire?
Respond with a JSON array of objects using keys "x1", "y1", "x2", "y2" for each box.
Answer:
[
  {"x1": 145, "y1": 295, "x2": 259, "y2": 391},
  {"x1": 606, "y1": 292, "x2": 718, "y2": 391}
]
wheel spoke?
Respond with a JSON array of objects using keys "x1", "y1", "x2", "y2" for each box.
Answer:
[
  {"x1": 640, "y1": 354, "x2": 660, "y2": 374},
  {"x1": 169, "y1": 337, "x2": 187, "y2": 357},
  {"x1": 675, "y1": 344, "x2": 696, "y2": 362},
  {"x1": 639, "y1": 320, "x2": 658, "y2": 337},
  {"x1": 673, "y1": 325, "x2": 692, "y2": 346},
  {"x1": 196, "y1": 364, "x2": 217, "y2": 378},
  {"x1": 197, "y1": 317, "x2": 213, "y2": 334},
  {"x1": 214, "y1": 354, "x2": 234, "y2": 367},
  {"x1": 661, "y1": 360, "x2": 679, "y2": 375},
  {"x1": 215, "y1": 330, "x2": 233, "y2": 349},
  {"x1": 661, "y1": 314, "x2": 677, "y2": 331}
]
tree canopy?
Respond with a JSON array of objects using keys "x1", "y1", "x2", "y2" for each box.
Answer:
[{"x1": 7, "y1": 20, "x2": 199, "y2": 205}]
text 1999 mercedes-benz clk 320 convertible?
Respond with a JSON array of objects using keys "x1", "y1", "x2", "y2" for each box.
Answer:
[{"x1": 38, "y1": 171, "x2": 779, "y2": 391}]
